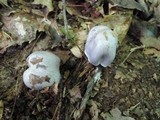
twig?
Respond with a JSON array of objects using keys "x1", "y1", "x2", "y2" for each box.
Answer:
[
  {"x1": 28, "y1": 33, "x2": 43, "y2": 55},
  {"x1": 121, "y1": 45, "x2": 145, "y2": 65},
  {"x1": 9, "y1": 77, "x2": 20, "y2": 119},
  {"x1": 56, "y1": 91, "x2": 62, "y2": 120},
  {"x1": 62, "y1": 0, "x2": 69, "y2": 40},
  {"x1": 75, "y1": 67, "x2": 102, "y2": 119}
]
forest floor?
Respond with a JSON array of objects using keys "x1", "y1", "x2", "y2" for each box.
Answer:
[{"x1": 0, "y1": 0, "x2": 160, "y2": 120}]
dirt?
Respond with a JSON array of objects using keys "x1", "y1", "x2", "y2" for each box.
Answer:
[
  {"x1": 0, "y1": 36, "x2": 159, "y2": 120},
  {"x1": 0, "y1": 0, "x2": 160, "y2": 120}
]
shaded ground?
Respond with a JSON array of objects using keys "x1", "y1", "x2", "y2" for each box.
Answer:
[
  {"x1": 0, "y1": 36, "x2": 160, "y2": 120},
  {"x1": 0, "y1": 0, "x2": 160, "y2": 120}
]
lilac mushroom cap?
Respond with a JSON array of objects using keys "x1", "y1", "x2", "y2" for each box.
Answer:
[{"x1": 85, "y1": 25, "x2": 118, "y2": 67}]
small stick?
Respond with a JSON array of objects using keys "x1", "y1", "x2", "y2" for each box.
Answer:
[
  {"x1": 62, "y1": 0, "x2": 69, "y2": 40},
  {"x1": 9, "y1": 76, "x2": 20, "y2": 119},
  {"x1": 75, "y1": 66, "x2": 102, "y2": 119},
  {"x1": 121, "y1": 45, "x2": 145, "y2": 65}
]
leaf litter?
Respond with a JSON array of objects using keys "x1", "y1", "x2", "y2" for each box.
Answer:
[{"x1": 0, "y1": 0, "x2": 160, "y2": 120}]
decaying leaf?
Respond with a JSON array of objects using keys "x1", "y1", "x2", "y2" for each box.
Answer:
[
  {"x1": 153, "y1": 3, "x2": 160, "y2": 22},
  {"x1": 114, "y1": 69, "x2": 139, "y2": 83},
  {"x1": 76, "y1": 29, "x2": 88, "y2": 50},
  {"x1": 95, "y1": 10, "x2": 132, "y2": 43},
  {"x1": 114, "y1": 70, "x2": 126, "y2": 80},
  {"x1": 0, "y1": 11, "x2": 50, "y2": 53},
  {"x1": 0, "y1": 100, "x2": 3, "y2": 120},
  {"x1": 129, "y1": 19, "x2": 160, "y2": 50},
  {"x1": 88, "y1": 100, "x2": 101, "y2": 120},
  {"x1": 0, "y1": 31, "x2": 13, "y2": 54},
  {"x1": 45, "y1": 25, "x2": 62, "y2": 43},
  {"x1": 0, "y1": 0, "x2": 10, "y2": 7},
  {"x1": 129, "y1": 60, "x2": 145, "y2": 69},
  {"x1": 69, "y1": 85, "x2": 82, "y2": 103},
  {"x1": 129, "y1": 19, "x2": 157, "y2": 39},
  {"x1": 141, "y1": 37, "x2": 160, "y2": 50},
  {"x1": 0, "y1": 0, "x2": 160, "y2": 119},
  {"x1": 32, "y1": 36, "x2": 51, "y2": 51},
  {"x1": 101, "y1": 108, "x2": 135, "y2": 120},
  {"x1": 53, "y1": 49, "x2": 70, "y2": 63},
  {"x1": 110, "y1": 0, "x2": 145, "y2": 11},
  {"x1": 70, "y1": 29, "x2": 87, "y2": 59},
  {"x1": 33, "y1": 0, "x2": 53, "y2": 12},
  {"x1": 58, "y1": 1, "x2": 95, "y2": 20},
  {"x1": 70, "y1": 46, "x2": 82, "y2": 58},
  {"x1": 155, "y1": 108, "x2": 160, "y2": 118},
  {"x1": 143, "y1": 48, "x2": 160, "y2": 58}
]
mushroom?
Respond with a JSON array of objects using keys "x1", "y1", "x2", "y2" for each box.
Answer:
[
  {"x1": 23, "y1": 51, "x2": 61, "y2": 91},
  {"x1": 27, "y1": 51, "x2": 60, "y2": 67},
  {"x1": 85, "y1": 25, "x2": 118, "y2": 67}
]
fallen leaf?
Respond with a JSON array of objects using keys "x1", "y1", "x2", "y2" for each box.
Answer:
[
  {"x1": 155, "y1": 108, "x2": 160, "y2": 118},
  {"x1": 89, "y1": 100, "x2": 100, "y2": 120},
  {"x1": 53, "y1": 49, "x2": 70, "y2": 64},
  {"x1": 0, "y1": 100, "x2": 3, "y2": 120},
  {"x1": 69, "y1": 85, "x2": 82, "y2": 103},
  {"x1": 101, "y1": 108, "x2": 135, "y2": 120},
  {"x1": 154, "y1": 4, "x2": 160, "y2": 22},
  {"x1": 141, "y1": 37, "x2": 160, "y2": 50},
  {"x1": 76, "y1": 29, "x2": 87, "y2": 50},
  {"x1": 70, "y1": 46, "x2": 82, "y2": 58},
  {"x1": 0, "y1": 10, "x2": 52, "y2": 53},
  {"x1": 0, "y1": 31, "x2": 13, "y2": 54},
  {"x1": 143, "y1": 48, "x2": 160, "y2": 57},
  {"x1": 95, "y1": 10, "x2": 132, "y2": 43},
  {"x1": 114, "y1": 70, "x2": 126, "y2": 80},
  {"x1": 58, "y1": 1, "x2": 93, "y2": 20},
  {"x1": 2, "y1": 13, "x2": 37, "y2": 44},
  {"x1": 129, "y1": 60, "x2": 145, "y2": 69},
  {"x1": 0, "y1": 0, "x2": 10, "y2": 7},
  {"x1": 33, "y1": 0, "x2": 53, "y2": 12},
  {"x1": 110, "y1": 0, "x2": 145, "y2": 11},
  {"x1": 32, "y1": 36, "x2": 51, "y2": 51},
  {"x1": 128, "y1": 19, "x2": 160, "y2": 50}
]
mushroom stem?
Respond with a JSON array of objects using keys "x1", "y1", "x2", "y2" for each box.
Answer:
[{"x1": 74, "y1": 67, "x2": 102, "y2": 119}]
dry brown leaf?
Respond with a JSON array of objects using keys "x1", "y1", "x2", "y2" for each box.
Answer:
[
  {"x1": 0, "y1": 31, "x2": 13, "y2": 54},
  {"x1": 101, "y1": 108, "x2": 135, "y2": 120},
  {"x1": 33, "y1": 0, "x2": 53, "y2": 12},
  {"x1": 32, "y1": 36, "x2": 51, "y2": 51},
  {"x1": 0, "y1": 11, "x2": 49, "y2": 53},
  {"x1": 69, "y1": 85, "x2": 82, "y2": 103},
  {"x1": 95, "y1": 10, "x2": 132, "y2": 43},
  {"x1": 114, "y1": 70, "x2": 126, "y2": 80},
  {"x1": 129, "y1": 19, "x2": 160, "y2": 50},
  {"x1": 53, "y1": 49, "x2": 70, "y2": 64},
  {"x1": 110, "y1": 0, "x2": 145, "y2": 11},
  {"x1": 70, "y1": 46, "x2": 82, "y2": 58},
  {"x1": 154, "y1": 4, "x2": 160, "y2": 22},
  {"x1": 143, "y1": 48, "x2": 160, "y2": 57},
  {"x1": 0, "y1": 0, "x2": 10, "y2": 7},
  {"x1": 76, "y1": 30, "x2": 87, "y2": 50},
  {"x1": 129, "y1": 60, "x2": 145, "y2": 69},
  {"x1": 89, "y1": 100, "x2": 100, "y2": 120},
  {"x1": 58, "y1": 1, "x2": 91, "y2": 20},
  {"x1": 0, "y1": 100, "x2": 3, "y2": 120},
  {"x1": 141, "y1": 37, "x2": 160, "y2": 50}
]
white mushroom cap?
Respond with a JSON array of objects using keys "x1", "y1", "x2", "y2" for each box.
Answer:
[
  {"x1": 85, "y1": 25, "x2": 118, "y2": 67},
  {"x1": 23, "y1": 66, "x2": 59, "y2": 90},
  {"x1": 23, "y1": 51, "x2": 61, "y2": 90},
  {"x1": 27, "y1": 51, "x2": 60, "y2": 68}
]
